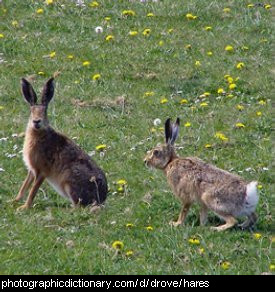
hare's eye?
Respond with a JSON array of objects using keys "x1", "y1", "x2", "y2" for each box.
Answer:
[{"x1": 153, "y1": 150, "x2": 160, "y2": 157}]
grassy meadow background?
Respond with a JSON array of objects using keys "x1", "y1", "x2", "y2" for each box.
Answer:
[{"x1": 0, "y1": 0, "x2": 274, "y2": 274}]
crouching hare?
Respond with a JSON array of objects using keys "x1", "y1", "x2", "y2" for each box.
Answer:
[
  {"x1": 15, "y1": 77, "x2": 108, "y2": 210},
  {"x1": 144, "y1": 118, "x2": 259, "y2": 231}
]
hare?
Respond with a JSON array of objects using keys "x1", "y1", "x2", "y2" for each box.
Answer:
[
  {"x1": 144, "y1": 118, "x2": 259, "y2": 231},
  {"x1": 15, "y1": 77, "x2": 108, "y2": 210}
]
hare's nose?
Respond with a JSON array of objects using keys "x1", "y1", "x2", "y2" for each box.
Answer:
[{"x1": 33, "y1": 119, "x2": 42, "y2": 128}]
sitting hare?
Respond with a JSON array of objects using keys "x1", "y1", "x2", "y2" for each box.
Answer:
[
  {"x1": 15, "y1": 77, "x2": 107, "y2": 210},
  {"x1": 144, "y1": 118, "x2": 259, "y2": 231}
]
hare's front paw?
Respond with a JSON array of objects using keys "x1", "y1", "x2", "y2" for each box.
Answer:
[
  {"x1": 16, "y1": 204, "x2": 30, "y2": 211},
  {"x1": 169, "y1": 220, "x2": 182, "y2": 227}
]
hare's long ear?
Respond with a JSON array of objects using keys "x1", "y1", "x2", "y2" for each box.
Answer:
[
  {"x1": 21, "y1": 78, "x2": 37, "y2": 106},
  {"x1": 171, "y1": 118, "x2": 180, "y2": 145},
  {"x1": 165, "y1": 118, "x2": 172, "y2": 144},
  {"x1": 41, "y1": 77, "x2": 55, "y2": 106}
]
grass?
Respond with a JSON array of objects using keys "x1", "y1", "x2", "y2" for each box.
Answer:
[{"x1": 0, "y1": 0, "x2": 273, "y2": 275}]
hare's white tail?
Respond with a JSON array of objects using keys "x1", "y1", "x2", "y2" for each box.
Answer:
[{"x1": 242, "y1": 181, "x2": 259, "y2": 216}]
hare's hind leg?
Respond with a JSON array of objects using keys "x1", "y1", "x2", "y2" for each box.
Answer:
[
  {"x1": 210, "y1": 215, "x2": 237, "y2": 232},
  {"x1": 239, "y1": 212, "x2": 257, "y2": 229},
  {"x1": 17, "y1": 174, "x2": 45, "y2": 210},
  {"x1": 15, "y1": 171, "x2": 34, "y2": 202}
]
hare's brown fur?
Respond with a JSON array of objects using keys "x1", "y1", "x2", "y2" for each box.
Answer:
[
  {"x1": 144, "y1": 118, "x2": 258, "y2": 231},
  {"x1": 15, "y1": 78, "x2": 107, "y2": 210}
]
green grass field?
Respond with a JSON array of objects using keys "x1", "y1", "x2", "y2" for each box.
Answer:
[{"x1": 0, "y1": 0, "x2": 273, "y2": 275}]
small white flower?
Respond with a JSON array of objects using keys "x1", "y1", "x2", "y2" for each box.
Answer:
[
  {"x1": 262, "y1": 167, "x2": 269, "y2": 171},
  {"x1": 0, "y1": 167, "x2": 5, "y2": 172},
  {"x1": 12, "y1": 133, "x2": 18, "y2": 138},
  {"x1": 75, "y1": 0, "x2": 85, "y2": 7},
  {"x1": 95, "y1": 26, "x2": 103, "y2": 34},
  {"x1": 153, "y1": 118, "x2": 161, "y2": 126}
]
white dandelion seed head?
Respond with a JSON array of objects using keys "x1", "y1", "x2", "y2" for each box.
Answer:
[
  {"x1": 153, "y1": 118, "x2": 161, "y2": 126},
  {"x1": 95, "y1": 26, "x2": 103, "y2": 34}
]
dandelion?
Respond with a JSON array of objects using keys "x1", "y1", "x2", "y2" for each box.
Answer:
[
  {"x1": 225, "y1": 45, "x2": 234, "y2": 52},
  {"x1": 90, "y1": 1, "x2": 99, "y2": 7},
  {"x1": 223, "y1": 8, "x2": 231, "y2": 13},
  {"x1": 253, "y1": 233, "x2": 262, "y2": 240},
  {"x1": 0, "y1": 34, "x2": 4, "y2": 38},
  {"x1": 96, "y1": 144, "x2": 106, "y2": 151},
  {"x1": 217, "y1": 88, "x2": 225, "y2": 94},
  {"x1": 153, "y1": 118, "x2": 161, "y2": 126},
  {"x1": 159, "y1": 40, "x2": 164, "y2": 46},
  {"x1": 236, "y1": 62, "x2": 245, "y2": 69},
  {"x1": 215, "y1": 132, "x2": 228, "y2": 142},
  {"x1": 184, "y1": 122, "x2": 191, "y2": 127},
  {"x1": 82, "y1": 61, "x2": 91, "y2": 67},
  {"x1": 204, "y1": 26, "x2": 212, "y2": 31},
  {"x1": 117, "y1": 179, "x2": 127, "y2": 186},
  {"x1": 125, "y1": 250, "x2": 134, "y2": 257},
  {"x1": 144, "y1": 91, "x2": 154, "y2": 97},
  {"x1": 186, "y1": 13, "x2": 197, "y2": 20},
  {"x1": 146, "y1": 226, "x2": 153, "y2": 231},
  {"x1": 198, "y1": 247, "x2": 205, "y2": 255},
  {"x1": 226, "y1": 76, "x2": 234, "y2": 84},
  {"x1": 236, "y1": 104, "x2": 244, "y2": 111},
  {"x1": 92, "y1": 73, "x2": 101, "y2": 81},
  {"x1": 221, "y1": 261, "x2": 231, "y2": 270},
  {"x1": 227, "y1": 94, "x2": 234, "y2": 98},
  {"x1": 247, "y1": 4, "x2": 254, "y2": 8},
  {"x1": 270, "y1": 264, "x2": 275, "y2": 271},
  {"x1": 45, "y1": 0, "x2": 54, "y2": 4},
  {"x1": 264, "y1": 4, "x2": 271, "y2": 9},
  {"x1": 258, "y1": 100, "x2": 266, "y2": 105},
  {"x1": 143, "y1": 28, "x2": 151, "y2": 36},
  {"x1": 105, "y1": 35, "x2": 114, "y2": 41},
  {"x1": 229, "y1": 83, "x2": 236, "y2": 90},
  {"x1": 205, "y1": 144, "x2": 212, "y2": 148},
  {"x1": 38, "y1": 71, "x2": 45, "y2": 75},
  {"x1": 12, "y1": 20, "x2": 19, "y2": 27},
  {"x1": 112, "y1": 240, "x2": 124, "y2": 250},
  {"x1": 207, "y1": 51, "x2": 213, "y2": 56},
  {"x1": 129, "y1": 31, "x2": 138, "y2": 36},
  {"x1": 126, "y1": 223, "x2": 134, "y2": 228},
  {"x1": 180, "y1": 99, "x2": 188, "y2": 104},
  {"x1": 67, "y1": 54, "x2": 74, "y2": 60},
  {"x1": 185, "y1": 44, "x2": 192, "y2": 49},
  {"x1": 0, "y1": 106, "x2": 4, "y2": 110},
  {"x1": 188, "y1": 238, "x2": 200, "y2": 245},
  {"x1": 36, "y1": 8, "x2": 44, "y2": 14},
  {"x1": 200, "y1": 102, "x2": 208, "y2": 107},
  {"x1": 147, "y1": 13, "x2": 155, "y2": 17},
  {"x1": 49, "y1": 51, "x2": 56, "y2": 58},
  {"x1": 122, "y1": 10, "x2": 136, "y2": 17},
  {"x1": 257, "y1": 184, "x2": 263, "y2": 190},
  {"x1": 235, "y1": 123, "x2": 245, "y2": 128},
  {"x1": 242, "y1": 46, "x2": 249, "y2": 50},
  {"x1": 160, "y1": 98, "x2": 168, "y2": 104},
  {"x1": 95, "y1": 26, "x2": 103, "y2": 34},
  {"x1": 256, "y1": 111, "x2": 262, "y2": 116},
  {"x1": 195, "y1": 60, "x2": 201, "y2": 67},
  {"x1": 167, "y1": 28, "x2": 174, "y2": 33}
]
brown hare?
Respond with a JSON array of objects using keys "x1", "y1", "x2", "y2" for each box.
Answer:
[
  {"x1": 15, "y1": 77, "x2": 108, "y2": 210},
  {"x1": 144, "y1": 118, "x2": 259, "y2": 231}
]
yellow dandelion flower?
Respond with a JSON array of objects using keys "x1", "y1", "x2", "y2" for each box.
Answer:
[
  {"x1": 67, "y1": 54, "x2": 74, "y2": 60},
  {"x1": 221, "y1": 261, "x2": 231, "y2": 270},
  {"x1": 144, "y1": 91, "x2": 155, "y2": 97},
  {"x1": 186, "y1": 13, "x2": 197, "y2": 20},
  {"x1": 129, "y1": 31, "x2": 138, "y2": 36},
  {"x1": 90, "y1": 1, "x2": 99, "y2": 8},
  {"x1": 143, "y1": 28, "x2": 151, "y2": 36},
  {"x1": 146, "y1": 226, "x2": 153, "y2": 231},
  {"x1": 82, "y1": 61, "x2": 91, "y2": 67},
  {"x1": 204, "y1": 26, "x2": 212, "y2": 31},
  {"x1": 12, "y1": 20, "x2": 19, "y2": 27},
  {"x1": 253, "y1": 233, "x2": 262, "y2": 240},
  {"x1": 45, "y1": 0, "x2": 54, "y2": 4},
  {"x1": 236, "y1": 104, "x2": 244, "y2": 111},
  {"x1": 257, "y1": 184, "x2": 263, "y2": 189},
  {"x1": 188, "y1": 238, "x2": 200, "y2": 245},
  {"x1": 227, "y1": 94, "x2": 234, "y2": 98},
  {"x1": 235, "y1": 122, "x2": 245, "y2": 128},
  {"x1": 258, "y1": 100, "x2": 266, "y2": 105},
  {"x1": 0, "y1": 106, "x2": 4, "y2": 110},
  {"x1": 112, "y1": 240, "x2": 124, "y2": 250},
  {"x1": 270, "y1": 264, "x2": 275, "y2": 271},
  {"x1": 92, "y1": 73, "x2": 101, "y2": 81},
  {"x1": 147, "y1": 12, "x2": 155, "y2": 17},
  {"x1": 105, "y1": 35, "x2": 114, "y2": 41},
  {"x1": 227, "y1": 76, "x2": 234, "y2": 84},
  {"x1": 0, "y1": 34, "x2": 5, "y2": 38},
  {"x1": 125, "y1": 250, "x2": 134, "y2": 257},
  {"x1": 205, "y1": 144, "x2": 212, "y2": 148},
  {"x1": 185, "y1": 44, "x2": 192, "y2": 49},
  {"x1": 104, "y1": 17, "x2": 111, "y2": 21},
  {"x1": 36, "y1": 8, "x2": 44, "y2": 14},
  {"x1": 217, "y1": 88, "x2": 225, "y2": 94},
  {"x1": 126, "y1": 223, "x2": 134, "y2": 228},
  {"x1": 167, "y1": 28, "x2": 174, "y2": 33},
  {"x1": 49, "y1": 51, "x2": 56, "y2": 58},
  {"x1": 223, "y1": 8, "x2": 231, "y2": 13},
  {"x1": 184, "y1": 122, "x2": 191, "y2": 127},
  {"x1": 207, "y1": 51, "x2": 213, "y2": 56},
  {"x1": 225, "y1": 45, "x2": 234, "y2": 52},
  {"x1": 38, "y1": 71, "x2": 45, "y2": 75},
  {"x1": 215, "y1": 132, "x2": 228, "y2": 141},
  {"x1": 229, "y1": 83, "x2": 236, "y2": 90},
  {"x1": 96, "y1": 144, "x2": 106, "y2": 151},
  {"x1": 236, "y1": 62, "x2": 245, "y2": 69},
  {"x1": 256, "y1": 111, "x2": 262, "y2": 116},
  {"x1": 264, "y1": 4, "x2": 271, "y2": 9},
  {"x1": 160, "y1": 98, "x2": 168, "y2": 104},
  {"x1": 198, "y1": 247, "x2": 205, "y2": 254},
  {"x1": 242, "y1": 46, "x2": 249, "y2": 50},
  {"x1": 180, "y1": 99, "x2": 188, "y2": 104},
  {"x1": 200, "y1": 102, "x2": 208, "y2": 107},
  {"x1": 117, "y1": 179, "x2": 127, "y2": 186},
  {"x1": 247, "y1": 4, "x2": 254, "y2": 8},
  {"x1": 117, "y1": 186, "x2": 124, "y2": 193},
  {"x1": 159, "y1": 40, "x2": 164, "y2": 46},
  {"x1": 122, "y1": 10, "x2": 136, "y2": 17},
  {"x1": 195, "y1": 60, "x2": 201, "y2": 67}
]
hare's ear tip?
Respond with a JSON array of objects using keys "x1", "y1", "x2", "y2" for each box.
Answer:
[{"x1": 176, "y1": 117, "x2": 180, "y2": 124}]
